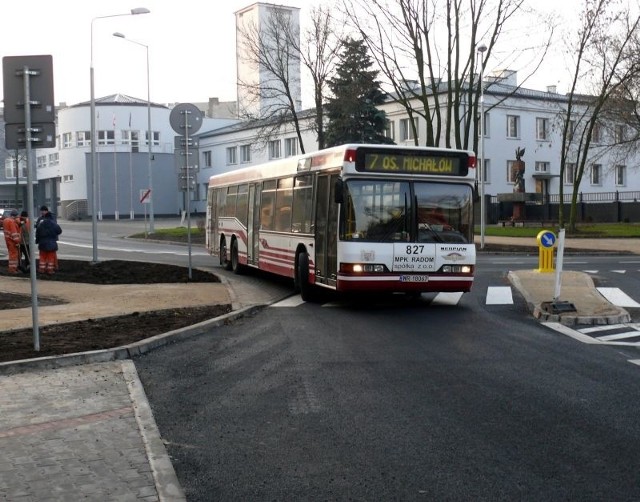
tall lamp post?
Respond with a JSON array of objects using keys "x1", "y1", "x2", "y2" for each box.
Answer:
[
  {"x1": 113, "y1": 32, "x2": 155, "y2": 233},
  {"x1": 477, "y1": 43, "x2": 487, "y2": 250},
  {"x1": 90, "y1": 7, "x2": 150, "y2": 262}
]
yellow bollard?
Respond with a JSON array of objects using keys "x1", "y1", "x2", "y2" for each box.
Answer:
[{"x1": 536, "y1": 230, "x2": 557, "y2": 273}]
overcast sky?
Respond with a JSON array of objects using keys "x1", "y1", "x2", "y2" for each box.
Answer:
[{"x1": 0, "y1": 0, "x2": 594, "y2": 109}]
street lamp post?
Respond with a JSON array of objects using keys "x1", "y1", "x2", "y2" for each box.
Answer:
[
  {"x1": 90, "y1": 7, "x2": 150, "y2": 262},
  {"x1": 477, "y1": 43, "x2": 487, "y2": 250},
  {"x1": 113, "y1": 32, "x2": 154, "y2": 233}
]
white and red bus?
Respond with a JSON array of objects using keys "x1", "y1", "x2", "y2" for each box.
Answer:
[{"x1": 206, "y1": 143, "x2": 477, "y2": 300}]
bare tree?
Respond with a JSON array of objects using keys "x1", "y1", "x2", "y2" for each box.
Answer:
[
  {"x1": 236, "y1": 5, "x2": 305, "y2": 151},
  {"x1": 556, "y1": 0, "x2": 640, "y2": 230},
  {"x1": 293, "y1": 5, "x2": 343, "y2": 149},
  {"x1": 343, "y1": 0, "x2": 553, "y2": 153},
  {"x1": 236, "y1": 4, "x2": 342, "y2": 153}
]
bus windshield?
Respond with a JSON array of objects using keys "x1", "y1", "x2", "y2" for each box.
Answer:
[{"x1": 340, "y1": 180, "x2": 473, "y2": 244}]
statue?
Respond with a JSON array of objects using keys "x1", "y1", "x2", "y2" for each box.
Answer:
[{"x1": 513, "y1": 147, "x2": 526, "y2": 193}]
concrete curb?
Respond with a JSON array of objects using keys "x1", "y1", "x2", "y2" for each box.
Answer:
[
  {"x1": 508, "y1": 270, "x2": 630, "y2": 327},
  {"x1": 122, "y1": 360, "x2": 186, "y2": 501},
  {"x1": 0, "y1": 304, "x2": 264, "y2": 376}
]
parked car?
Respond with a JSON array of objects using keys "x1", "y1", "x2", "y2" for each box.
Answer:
[{"x1": 0, "y1": 208, "x2": 17, "y2": 230}]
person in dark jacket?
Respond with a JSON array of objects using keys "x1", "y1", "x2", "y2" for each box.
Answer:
[{"x1": 35, "y1": 211, "x2": 62, "y2": 274}]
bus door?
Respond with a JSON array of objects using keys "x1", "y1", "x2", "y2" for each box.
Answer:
[
  {"x1": 247, "y1": 183, "x2": 261, "y2": 265},
  {"x1": 314, "y1": 173, "x2": 339, "y2": 286}
]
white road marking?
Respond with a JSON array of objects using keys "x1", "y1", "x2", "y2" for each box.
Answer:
[
  {"x1": 486, "y1": 286, "x2": 513, "y2": 305},
  {"x1": 432, "y1": 292, "x2": 464, "y2": 305},
  {"x1": 612, "y1": 270, "x2": 626, "y2": 274},
  {"x1": 542, "y1": 322, "x2": 602, "y2": 344},
  {"x1": 596, "y1": 287, "x2": 640, "y2": 307},
  {"x1": 584, "y1": 270, "x2": 599, "y2": 274},
  {"x1": 580, "y1": 324, "x2": 628, "y2": 334},
  {"x1": 272, "y1": 296, "x2": 306, "y2": 307},
  {"x1": 628, "y1": 360, "x2": 640, "y2": 367},
  {"x1": 598, "y1": 331, "x2": 640, "y2": 341}
]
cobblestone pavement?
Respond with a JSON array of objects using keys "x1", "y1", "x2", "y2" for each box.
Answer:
[{"x1": 0, "y1": 361, "x2": 183, "y2": 501}]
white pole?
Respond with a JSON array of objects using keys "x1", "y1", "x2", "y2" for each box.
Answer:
[
  {"x1": 478, "y1": 43, "x2": 487, "y2": 249},
  {"x1": 554, "y1": 229, "x2": 566, "y2": 301}
]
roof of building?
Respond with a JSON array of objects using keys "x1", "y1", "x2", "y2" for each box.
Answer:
[{"x1": 70, "y1": 93, "x2": 169, "y2": 109}]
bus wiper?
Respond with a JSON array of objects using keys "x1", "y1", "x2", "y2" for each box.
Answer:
[{"x1": 419, "y1": 222, "x2": 444, "y2": 242}]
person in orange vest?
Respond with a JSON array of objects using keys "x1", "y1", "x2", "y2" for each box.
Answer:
[
  {"x1": 3, "y1": 209, "x2": 21, "y2": 274},
  {"x1": 17, "y1": 210, "x2": 31, "y2": 273}
]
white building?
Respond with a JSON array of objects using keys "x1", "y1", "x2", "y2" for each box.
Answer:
[
  {"x1": 2, "y1": 2, "x2": 637, "y2": 221},
  {"x1": 33, "y1": 94, "x2": 238, "y2": 218}
]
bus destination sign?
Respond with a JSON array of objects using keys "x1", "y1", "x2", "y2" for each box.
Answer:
[{"x1": 360, "y1": 152, "x2": 466, "y2": 176}]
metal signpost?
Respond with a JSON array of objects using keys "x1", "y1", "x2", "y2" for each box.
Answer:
[
  {"x1": 169, "y1": 103, "x2": 202, "y2": 279},
  {"x1": 3, "y1": 55, "x2": 56, "y2": 351}
]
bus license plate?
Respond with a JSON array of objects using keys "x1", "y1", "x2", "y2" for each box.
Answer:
[{"x1": 400, "y1": 275, "x2": 429, "y2": 282}]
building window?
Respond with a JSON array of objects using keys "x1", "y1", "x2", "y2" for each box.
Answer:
[
  {"x1": 506, "y1": 160, "x2": 517, "y2": 183},
  {"x1": 285, "y1": 138, "x2": 298, "y2": 157},
  {"x1": 384, "y1": 120, "x2": 395, "y2": 141},
  {"x1": 536, "y1": 118, "x2": 548, "y2": 141},
  {"x1": 48, "y1": 153, "x2": 59, "y2": 166},
  {"x1": 76, "y1": 131, "x2": 91, "y2": 147},
  {"x1": 535, "y1": 161, "x2": 550, "y2": 173},
  {"x1": 226, "y1": 146, "x2": 237, "y2": 165},
  {"x1": 4, "y1": 158, "x2": 26, "y2": 178},
  {"x1": 506, "y1": 115, "x2": 520, "y2": 138},
  {"x1": 564, "y1": 163, "x2": 575, "y2": 184},
  {"x1": 479, "y1": 158, "x2": 490, "y2": 183},
  {"x1": 98, "y1": 130, "x2": 115, "y2": 145},
  {"x1": 63, "y1": 132, "x2": 73, "y2": 148},
  {"x1": 399, "y1": 118, "x2": 418, "y2": 141},
  {"x1": 121, "y1": 130, "x2": 140, "y2": 152},
  {"x1": 240, "y1": 144, "x2": 252, "y2": 163},
  {"x1": 590, "y1": 164, "x2": 601, "y2": 185},
  {"x1": 62, "y1": 174, "x2": 74, "y2": 182},
  {"x1": 592, "y1": 122, "x2": 602, "y2": 143},
  {"x1": 37, "y1": 156, "x2": 47, "y2": 169},
  {"x1": 269, "y1": 139, "x2": 281, "y2": 159},
  {"x1": 566, "y1": 120, "x2": 576, "y2": 142},
  {"x1": 145, "y1": 131, "x2": 160, "y2": 147},
  {"x1": 203, "y1": 151, "x2": 212, "y2": 168},
  {"x1": 615, "y1": 125, "x2": 625, "y2": 143},
  {"x1": 482, "y1": 112, "x2": 490, "y2": 137},
  {"x1": 615, "y1": 165, "x2": 626, "y2": 186}
]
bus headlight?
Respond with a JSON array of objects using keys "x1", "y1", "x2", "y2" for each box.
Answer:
[
  {"x1": 441, "y1": 265, "x2": 473, "y2": 273},
  {"x1": 340, "y1": 263, "x2": 388, "y2": 274}
]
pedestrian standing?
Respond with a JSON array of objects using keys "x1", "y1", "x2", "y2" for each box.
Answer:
[
  {"x1": 35, "y1": 210, "x2": 62, "y2": 274},
  {"x1": 17, "y1": 210, "x2": 31, "y2": 273},
  {"x1": 3, "y1": 209, "x2": 21, "y2": 274},
  {"x1": 35, "y1": 205, "x2": 58, "y2": 271}
]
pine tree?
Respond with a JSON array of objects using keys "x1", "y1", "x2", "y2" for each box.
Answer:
[{"x1": 324, "y1": 38, "x2": 394, "y2": 147}]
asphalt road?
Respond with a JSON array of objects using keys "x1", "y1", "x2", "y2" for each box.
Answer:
[
  {"x1": 56, "y1": 219, "x2": 640, "y2": 499},
  {"x1": 134, "y1": 270, "x2": 640, "y2": 501}
]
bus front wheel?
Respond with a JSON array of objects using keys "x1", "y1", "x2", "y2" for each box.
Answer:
[{"x1": 296, "y1": 252, "x2": 316, "y2": 302}]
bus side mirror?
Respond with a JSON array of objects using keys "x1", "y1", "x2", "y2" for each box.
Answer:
[{"x1": 334, "y1": 179, "x2": 344, "y2": 204}]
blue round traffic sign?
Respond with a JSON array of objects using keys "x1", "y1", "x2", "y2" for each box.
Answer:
[{"x1": 536, "y1": 230, "x2": 556, "y2": 248}]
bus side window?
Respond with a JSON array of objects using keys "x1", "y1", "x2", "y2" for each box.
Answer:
[
  {"x1": 275, "y1": 177, "x2": 293, "y2": 232},
  {"x1": 261, "y1": 180, "x2": 277, "y2": 230},
  {"x1": 292, "y1": 174, "x2": 313, "y2": 233}
]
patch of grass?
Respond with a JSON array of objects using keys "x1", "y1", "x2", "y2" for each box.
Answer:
[{"x1": 477, "y1": 223, "x2": 640, "y2": 238}]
